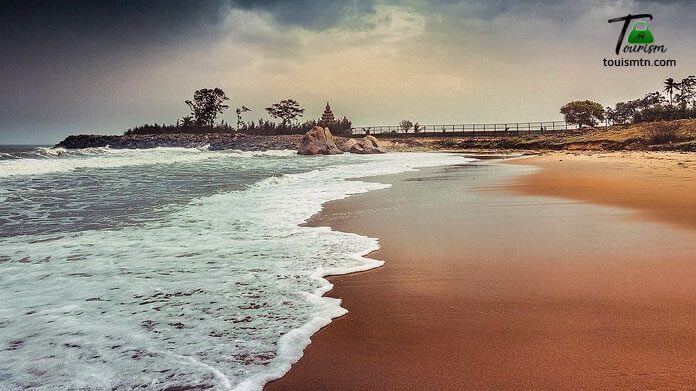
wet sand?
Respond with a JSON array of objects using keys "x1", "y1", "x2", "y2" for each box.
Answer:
[{"x1": 268, "y1": 153, "x2": 696, "y2": 390}]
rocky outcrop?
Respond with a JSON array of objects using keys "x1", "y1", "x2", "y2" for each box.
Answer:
[
  {"x1": 297, "y1": 127, "x2": 343, "y2": 155},
  {"x1": 350, "y1": 144, "x2": 369, "y2": 154},
  {"x1": 338, "y1": 135, "x2": 385, "y2": 154},
  {"x1": 337, "y1": 138, "x2": 357, "y2": 152},
  {"x1": 56, "y1": 129, "x2": 391, "y2": 154},
  {"x1": 359, "y1": 135, "x2": 385, "y2": 153},
  {"x1": 56, "y1": 133, "x2": 303, "y2": 151},
  {"x1": 362, "y1": 135, "x2": 380, "y2": 148},
  {"x1": 57, "y1": 135, "x2": 121, "y2": 149}
]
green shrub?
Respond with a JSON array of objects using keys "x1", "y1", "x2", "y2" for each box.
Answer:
[
  {"x1": 634, "y1": 106, "x2": 696, "y2": 123},
  {"x1": 647, "y1": 122, "x2": 681, "y2": 144}
]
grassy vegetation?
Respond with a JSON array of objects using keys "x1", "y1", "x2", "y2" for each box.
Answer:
[{"x1": 378, "y1": 119, "x2": 696, "y2": 152}]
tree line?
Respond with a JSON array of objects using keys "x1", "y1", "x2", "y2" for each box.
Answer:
[
  {"x1": 561, "y1": 76, "x2": 696, "y2": 128},
  {"x1": 126, "y1": 77, "x2": 696, "y2": 137},
  {"x1": 395, "y1": 76, "x2": 696, "y2": 133},
  {"x1": 125, "y1": 88, "x2": 353, "y2": 136}
]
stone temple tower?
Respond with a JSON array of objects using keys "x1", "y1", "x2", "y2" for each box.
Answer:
[{"x1": 321, "y1": 102, "x2": 336, "y2": 124}]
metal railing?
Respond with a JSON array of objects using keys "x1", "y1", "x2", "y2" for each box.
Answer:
[{"x1": 351, "y1": 120, "x2": 581, "y2": 135}]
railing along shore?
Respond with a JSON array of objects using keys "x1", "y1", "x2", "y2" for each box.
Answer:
[{"x1": 351, "y1": 120, "x2": 590, "y2": 136}]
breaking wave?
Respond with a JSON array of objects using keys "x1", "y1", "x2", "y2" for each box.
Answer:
[
  {"x1": 0, "y1": 150, "x2": 473, "y2": 390},
  {"x1": 0, "y1": 146, "x2": 297, "y2": 177}
]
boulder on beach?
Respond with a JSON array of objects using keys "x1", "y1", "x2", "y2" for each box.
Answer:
[
  {"x1": 298, "y1": 126, "x2": 343, "y2": 155},
  {"x1": 363, "y1": 135, "x2": 380, "y2": 148},
  {"x1": 337, "y1": 138, "x2": 358, "y2": 152},
  {"x1": 336, "y1": 136, "x2": 385, "y2": 154},
  {"x1": 349, "y1": 143, "x2": 368, "y2": 154},
  {"x1": 353, "y1": 135, "x2": 385, "y2": 154}
]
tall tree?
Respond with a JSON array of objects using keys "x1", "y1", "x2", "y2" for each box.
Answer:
[
  {"x1": 560, "y1": 100, "x2": 605, "y2": 127},
  {"x1": 638, "y1": 91, "x2": 665, "y2": 109},
  {"x1": 235, "y1": 105, "x2": 251, "y2": 131},
  {"x1": 675, "y1": 75, "x2": 696, "y2": 108},
  {"x1": 185, "y1": 88, "x2": 229, "y2": 128},
  {"x1": 265, "y1": 99, "x2": 304, "y2": 126},
  {"x1": 399, "y1": 119, "x2": 413, "y2": 133},
  {"x1": 663, "y1": 78, "x2": 677, "y2": 106}
]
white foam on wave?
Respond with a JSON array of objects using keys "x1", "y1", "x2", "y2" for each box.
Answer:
[
  {"x1": 0, "y1": 146, "x2": 297, "y2": 177},
  {"x1": 234, "y1": 153, "x2": 480, "y2": 391},
  {"x1": 0, "y1": 152, "x2": 474, "y2": 390}
]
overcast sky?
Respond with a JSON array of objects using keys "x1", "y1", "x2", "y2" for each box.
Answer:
[{"x1": 1, "y1": 0, "x2": 694, "y2": 144}]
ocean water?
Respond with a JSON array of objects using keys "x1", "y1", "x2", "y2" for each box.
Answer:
[{"x1": 0, "y1": 145, "x2": 474, "y2": 390}]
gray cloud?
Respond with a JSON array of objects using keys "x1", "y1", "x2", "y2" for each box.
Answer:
[{"x1": 232, "y1": 0, "x2": 377, "y2": 29}]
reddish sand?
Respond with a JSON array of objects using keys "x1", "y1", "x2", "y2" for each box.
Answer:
[
  {"x1": 508, "y1": 152, "x2": 696, "y2": 230},
  {"x1": 267, "y1": 153, "x2": 696, "y2": 390}
]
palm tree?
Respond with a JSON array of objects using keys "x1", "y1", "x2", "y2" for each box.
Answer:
[
  {"x1": 664, "y1": 78, "x2": 677, "y2": 106},
  {"x1": 181, "y1": 115, "x2": 194, "y2": 127},
  {"x1": 677, "y1": 75, "x2": 696, "y2": 108},
  {"x1": 236, "y1": 105, "x2": 251, "y2": 131}
]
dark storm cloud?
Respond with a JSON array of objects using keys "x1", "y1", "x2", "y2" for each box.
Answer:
[
  {"x1": 1, "y1": 0, "x2": 692, "y2": 59},
  {"x1": 0, "y1": 0, "x2": 230, "y2": 99},
  {"x1": 1, "y1": 1, "x2": 225, "y2": 39},
  {"x1": 0, "y1": 0, "x2": 230, "y2": 143},
  {"x1": 233, "y1": 0, "x2": 376, "y2": 29},
  {"x1": 0, "y1": 0, "x2": 227, "y2": 58},
  {"x1": 0, "y1": 0, "x2": 377, "y2": 81}
]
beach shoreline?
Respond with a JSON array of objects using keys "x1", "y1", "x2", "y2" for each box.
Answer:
[
  {"x1": 54, "y1": 119, "x2": 696, "y2": 154},
  {"x1": 268, "y1": 151, "x2": 696, "y2": 390}
]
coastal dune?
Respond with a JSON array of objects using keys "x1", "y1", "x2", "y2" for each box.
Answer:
[{"x1": 268, "y1": 152, "x2": 696, "y2": 390}]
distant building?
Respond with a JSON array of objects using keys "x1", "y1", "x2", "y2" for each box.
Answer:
[{"x1": 321, "y1": 102, "x2": 336, "y2": 124}]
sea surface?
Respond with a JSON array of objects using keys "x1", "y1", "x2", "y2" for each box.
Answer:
[{"x1": 0, "y1": 145, "x2": 473, "y2": 390}]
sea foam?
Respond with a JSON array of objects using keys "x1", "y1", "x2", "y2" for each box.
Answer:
[
  {"x1": 0, "y1": 146, "x2": 297, "y2": 177},
  {"x1": 0, "y1": 151, "x2": 473, "y2": 390}
]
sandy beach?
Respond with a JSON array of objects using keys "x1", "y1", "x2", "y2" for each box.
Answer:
[
  {"x1": 508, "y1": 152, "x2": 696, "y2": 230},
  {"x1": 268, "y1": 152, "x2": 696, "y2": 390}
]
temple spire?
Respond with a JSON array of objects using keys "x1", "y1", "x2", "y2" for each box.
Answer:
[{"x1": 321, "y1": 102, "x2": 336, "y2": 124}]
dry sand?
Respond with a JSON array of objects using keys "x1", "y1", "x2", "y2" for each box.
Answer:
[
  {"x1": 508, "y1": 151, "x2": 696, "y2": 230},
  {"x1": 268, "y1": 152, "x2": 696, "y2": 390}
]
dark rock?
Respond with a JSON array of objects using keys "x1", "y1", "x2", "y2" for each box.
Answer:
[
  {"x1": 56, "y1": 131, "x2": 390, "y2": 155},
  {"x1": 56, "y1": 133, "x2": 304, "y2": 152}
]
